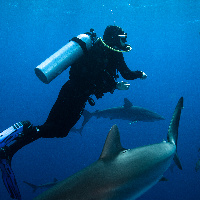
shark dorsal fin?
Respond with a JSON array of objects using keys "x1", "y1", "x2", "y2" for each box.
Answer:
[
  {"x1": 99, "y1": 125, "x2": 124, "y2": 160},
  {"x1": 124, "y1": 98, "x2": 133, "y2": 108}
]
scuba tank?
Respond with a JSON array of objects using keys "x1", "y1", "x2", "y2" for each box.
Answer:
[{"x1": 35, "y1": 29, "x2": 97, "y2": 84}]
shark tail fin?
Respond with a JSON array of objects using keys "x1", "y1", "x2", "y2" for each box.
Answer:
[
  {"x1": 81, "y1": 110, "x2": 93, "y2": 128},
  {"x1": 23, "y1": 181, "x2": 38, "y2": 193},
  {"x1": 167, "y1": 97, "x2": 183, "y2": 170}
]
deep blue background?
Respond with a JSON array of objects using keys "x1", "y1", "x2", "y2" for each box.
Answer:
[{"x1": 0, "y1": 0, "x2": 200, "y2": 199}]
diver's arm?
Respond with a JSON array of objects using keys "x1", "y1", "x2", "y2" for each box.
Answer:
[{"x1": 116, "y1": 53, "x2": 147, "y2": 80}]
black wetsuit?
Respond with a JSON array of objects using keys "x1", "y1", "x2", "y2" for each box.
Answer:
[
  {"x1": 5, "y1": 40, "x2": 143, "y2": 158},
  {"x1": 39, "y1": 40, "x2": 143, "y2": 138}
]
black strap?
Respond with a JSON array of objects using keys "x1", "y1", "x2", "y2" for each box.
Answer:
[{"x1": 70, "y1": 37, "x2": 88, "y2": 55}]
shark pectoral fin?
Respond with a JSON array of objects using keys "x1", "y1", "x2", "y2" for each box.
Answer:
[
  {"x1": 99, "y1": 125, "x2": 125, "y2": 160},
  {"x1": 173, "y1": 152, "x2": 182, "y2": 170}
]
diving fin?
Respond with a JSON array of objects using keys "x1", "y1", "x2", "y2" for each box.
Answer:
[
  {"x1": 0, "y1": 159, "x2": 21, "y2": 199},
  {"x1": 0, "y1": 121, "x2": 31, "y2": 200}
]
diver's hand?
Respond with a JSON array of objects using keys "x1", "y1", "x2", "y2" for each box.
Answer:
[
  {"x1": 140, "y1": 71, "x2": 147, "y2": 80},
  {"x1": 116, "y1": 81, "x2": 130, "y2": 90}
]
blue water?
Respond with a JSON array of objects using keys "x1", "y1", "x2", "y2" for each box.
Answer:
[{"x1": 0, "y1": 0, "x2": 200, "y2": 199}]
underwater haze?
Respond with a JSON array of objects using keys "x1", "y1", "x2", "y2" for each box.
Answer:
[{"x1": 0, "y1": 0, "x2": 200, "y2": 199}]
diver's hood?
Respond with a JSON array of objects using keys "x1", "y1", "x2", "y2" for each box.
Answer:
[{"x1": 103, "y1": 25, "x2": 131, "y2": 52}]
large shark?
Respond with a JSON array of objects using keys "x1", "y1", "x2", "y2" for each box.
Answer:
[
  {"x1": 74, "y1": 98, "x2": 165, "y2": 133},
  {"x1": 34, "y1": 97, "x2": 183, "y2": 200}
]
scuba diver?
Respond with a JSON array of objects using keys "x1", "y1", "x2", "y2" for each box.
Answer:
[{"x1": 0, "y1": 25, "x2": 147, "y2": 199}]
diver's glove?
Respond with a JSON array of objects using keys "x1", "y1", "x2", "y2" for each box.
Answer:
[
  {"x1": 140, "y1": 71, "x2": 147, "y2": 80},
  {"x1": 116, "y1": 81, "x2": 130, "y2": 90}
]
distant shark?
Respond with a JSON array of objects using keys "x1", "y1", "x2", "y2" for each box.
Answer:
[
  {"x1": 24, "y1": 178, "x2": 58, "y2": 193},
  {"x1": 34, "y1": 97, "x2": 183, "y2": 200},
  {"x1": 74, "y1": 98, "x2": 165, "y2": 133}
]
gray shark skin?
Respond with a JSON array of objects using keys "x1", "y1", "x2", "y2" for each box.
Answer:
[
  {"x1": 72, "y1": 98, "x2": 165, "y2": 134},
  {"x1": 82, "y1": 98, "x2": 164, "y2": 126},
  {"x1": 24, "y1": 178, "x2": 58, "y2": 193},
  {"x1": 34, "y1": 97, "x2": 183, "y2": 200}
]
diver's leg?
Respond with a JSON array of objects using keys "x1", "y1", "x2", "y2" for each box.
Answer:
[
  {"x1": 0, "y1": 80, "x2": 90, "y2": 157},
  {"x1": 40, "y1": 80, "x2": 90, "y2": 138},
  {"x1": 0, "y1": 80, "x2": 90, "y2": 199}
]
